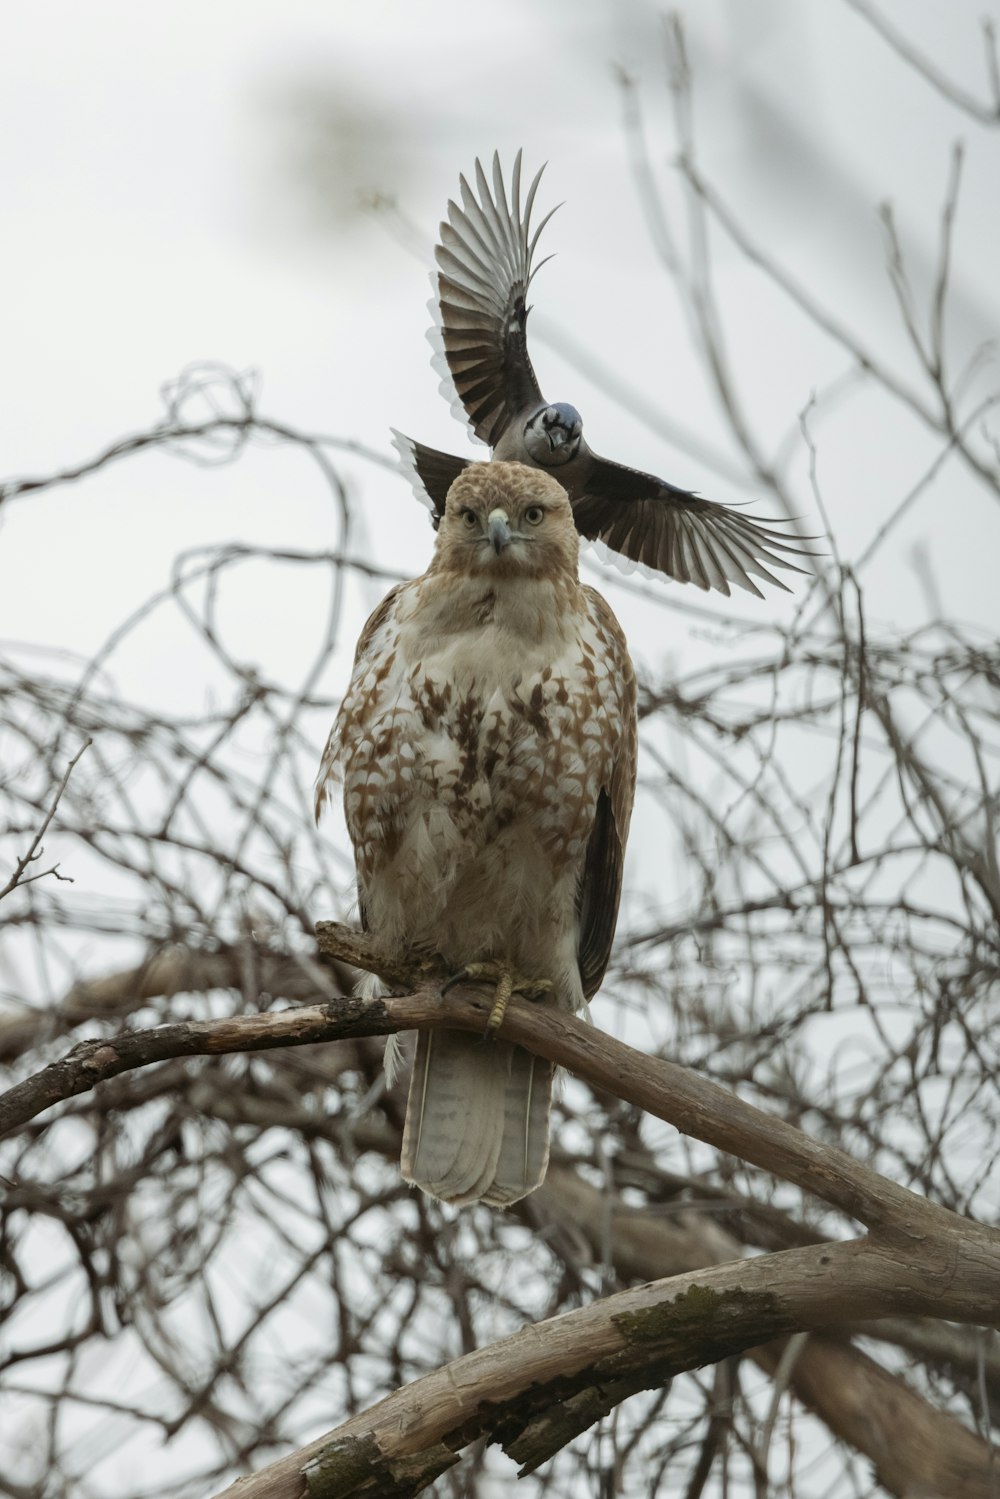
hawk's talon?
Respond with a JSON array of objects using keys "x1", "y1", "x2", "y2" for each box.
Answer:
[{"x1": 440, "y1": 960, "x2": 552, "y2": 1033}]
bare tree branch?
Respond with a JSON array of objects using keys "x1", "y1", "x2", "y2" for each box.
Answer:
[
  {"x1": 5, "y1": 941, "x2": 996, "y2": 1256},
  {"x1": 212, "y1": 1232, "x2": 999, "y2": 1499},
  {"x1": 0, "y1": 737, "x2": 91, "y2": 901},
  {"x1": 845, "y1": 0, "x2": 1000, "y2": 124}
]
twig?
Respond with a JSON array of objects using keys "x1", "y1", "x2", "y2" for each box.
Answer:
[
  {"x1": 845, "y1": 0, "x2": 1000, "y2": 124},
  {"x1": 0, "y1": 738, "x2": 91, "y2": 901}
]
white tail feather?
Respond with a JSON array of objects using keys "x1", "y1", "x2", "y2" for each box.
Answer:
[{"x1": 401, "y1": 1031, "x2": 552, "y2": 1207}]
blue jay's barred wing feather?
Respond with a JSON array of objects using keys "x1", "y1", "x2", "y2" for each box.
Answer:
[
  {"x1": 574, "y1": 456, "x2": 820, "y2": 599},
  {"x1": 390, "y1": 430, "x2": 469, "y2": 525},
  {"x1": 426, "y1": 279, "x2": 487, "y2": 446},
  {"x1": 433, "y1": 149, "x2": 555, "y2": 448}
]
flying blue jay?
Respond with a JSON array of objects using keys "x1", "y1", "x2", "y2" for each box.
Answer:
[{"x1": 392, "y1": 152, "x2": 815, "y2": 598}]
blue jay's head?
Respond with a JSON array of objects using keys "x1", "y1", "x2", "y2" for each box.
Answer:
[{"x1": 523, "y1": 403, "x2": 583, "y2": 468}]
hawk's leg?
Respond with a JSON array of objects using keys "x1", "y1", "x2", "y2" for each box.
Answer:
[{"x1": 440, "y1": 960, "x2": 552, "y2": 1032}]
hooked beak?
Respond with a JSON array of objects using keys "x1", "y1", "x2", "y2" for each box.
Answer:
[{"x1": 487, "y1": 507, "x2": 512, "y2": 554}]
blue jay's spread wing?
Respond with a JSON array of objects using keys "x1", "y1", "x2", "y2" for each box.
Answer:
[
  {"x1": 574, "y1": 456, "x2": 813, "y2": 599},
  {"x1": 391, "y1": 430, "x2": 469, "y2": 525},
  {"x1": 434, "y1": 150, "x2": 555, "y2": 448}
]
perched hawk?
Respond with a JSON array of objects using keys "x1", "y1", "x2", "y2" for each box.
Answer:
[
  {"x1": 393, "y1": 151, "x2": 815, "y2": 598},
  {"x1": 316, "y1": 462, "x2": 637, "y2": 1206}
]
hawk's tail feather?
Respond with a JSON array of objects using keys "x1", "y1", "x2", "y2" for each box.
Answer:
[{"x1": 401, "y1": 1031, "x2": 552, "y2": 1207}]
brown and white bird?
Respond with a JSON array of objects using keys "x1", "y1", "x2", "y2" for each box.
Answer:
[
  {"x1": 393, "y1": 151, "x2": 815, "y2": 598},
  {"x1": 316, "y1": 462, "x2": 637, "y2": 1206}
]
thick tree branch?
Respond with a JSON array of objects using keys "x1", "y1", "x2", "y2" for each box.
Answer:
[
  {"x1": 2, "y1": 922, "x2": 990, "y2": 1249},
  {"x1": 754, "y1": 1335, "x2": 998, "y2": 1499},
  {"x1": 213, "y1": 1236, "x2": 999, "y2": 1499},
  {"x1": 7, "y1": 928, "x2": 998, "y2": 1496},
  {"x1": 0, "y1": 987, "x2": 400, "y2": 1140},
  {"x1": 32, "y1": 948, "x2": 989, "y2": 1471},
  {"x1": 533, "y1": 1167, "x2": 1000, "y2": 1498},
  {"x1": 0, "y1": 939, "x2": 351, "y2": 1064}
]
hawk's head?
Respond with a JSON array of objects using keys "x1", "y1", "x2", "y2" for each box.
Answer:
[{"x1": 434, "y1": 462, "x2": 579, "y2": 582}]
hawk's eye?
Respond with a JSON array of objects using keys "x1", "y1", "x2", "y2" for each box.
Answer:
[
  {"x1": 524, "y1": 505, "x2": 545, "y2": 526},
  {"x1": 459, "y1": 508, "x2": 478, "y2": 528}
]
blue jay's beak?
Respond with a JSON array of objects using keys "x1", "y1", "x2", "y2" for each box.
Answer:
[{"x1": 487, "y1": 508, "x2": 512, "y2": 554}]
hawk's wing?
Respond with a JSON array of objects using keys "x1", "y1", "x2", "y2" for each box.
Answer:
[
  {"x1": 433, "y1": 150, "x2": 556, "y2": 448},
  {"x1": 575, "y1": 588, "x2": 638, "y2": 1001},
  {"x1": 314, "y1": 582, "x2": 407, "y2": 823},
  {"x1": 573, "y1": 454, "x2": 817, "y2": 599}
]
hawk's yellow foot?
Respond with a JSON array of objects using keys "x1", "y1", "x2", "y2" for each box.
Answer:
[{"x1": 441, "y1": 961, "x2": 552, "y2": 1032}]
